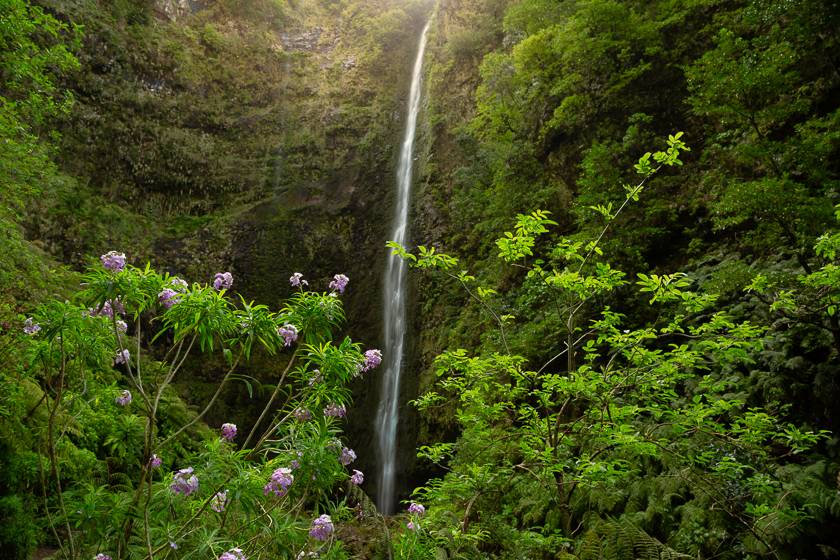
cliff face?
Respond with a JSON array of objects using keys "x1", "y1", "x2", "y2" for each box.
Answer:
[
  {"x1": 28, "y1": 0, "x2": 432, "y2": 500},
  {"x1": 153, "y1": 0, "x2": 195, "y2": 21}
]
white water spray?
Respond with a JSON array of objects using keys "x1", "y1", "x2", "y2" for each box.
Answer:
[{"x1": 376, "y1": 20, "x2": 431, "y2": 515}]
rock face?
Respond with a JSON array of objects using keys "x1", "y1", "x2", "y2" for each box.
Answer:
[
  {"x1": 280, "y1": 27, "x2": 326, "y2": 51},
  {"x1": 154, "y1": 0, "x2": 192, "y2": 21}
]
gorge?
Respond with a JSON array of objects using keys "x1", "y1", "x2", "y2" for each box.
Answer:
[{"x1": 2, "y1": 0, "x2": 840, "y2": 558}]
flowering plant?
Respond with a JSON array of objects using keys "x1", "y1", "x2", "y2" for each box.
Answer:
[{"x1": 17, "y1": 260, "x2": 382, "y2": 559}]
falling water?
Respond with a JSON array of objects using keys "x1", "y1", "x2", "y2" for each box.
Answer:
[{"x1": 375, "y1": 20, "x2": 431, "y2": 515}]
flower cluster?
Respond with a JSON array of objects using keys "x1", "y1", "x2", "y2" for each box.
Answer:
[
  {"x1": 211, "y1": 490, "x2": 228, "y2": 513},
  {"x1": 221, "y1": 423, "x2": 237, "y2": 441},
  {"x1": 100, "y1": 251, "x2": 126, "y2": 272},
  {"x1": 362, "y1": 349, "x2": 382, "y2": 372},
  {"x1": 339, "y1": 447, "x2": 356, "y2": 466},
  {"x1": 218, "y1": 548, "x2": 246, "y2": 560},
  {"x1": 23, "y1": 317, "x2": 40, "y2": 335},
  {"x1": 169, "y1": 277, "x2": 188, "y2": 291},
  {"x1": 309, "y1": 514, "x2": 334, "y2": 541},
  {"x1": 278, "y1": 324, "x2": 298, "y2": 347},
  {"x1": 350, "y1": 469, "x2": 364, "y2": 485},
  {"x1": 408, "y1": 502, "x2": 425, "y2": 516},
  {"x1": 264, "y1": 467, "x2": 294, "y2": 497},
  {"x1": 94, "y1": 554, "x2": 112, "y2": 560},
  {"x1": 407, "y1": 502, "x2": 425, "y2": 531},
  {"x1": 323, "y1": 403, "x2": 346, "y2": 418},
  {"x1": 158, "y1": 288, "x2": 180, "y2": 309},
  {"x1": 290, "y1": 272, "x2": 308, "y2": 288},
  {"x1": 115, "y1": 390, "x2": 132, "y2": 406},
  {"x1": 170, "y1": 467, "x2": 199, "y2": 496},
  {"x1": 114, "y1": 349, "x2": 130, "y2": 365},
  {"x1": 328, "y1": 274, "x2": 349, "y2": 294},
  {"x1": 213, "y1": 272, "x2": 234, "y2": 291},
  {"x1": 293, "y1": 407, "x2": 312, "y2": 422},
  {"x1": 91, "y1": 299, "x2": 124, "y2": 320},
  {"x1": 150, "y1": 454, "x2": 162, "y2": 468},
  {"x1": 116, "y1": 319, "x2": 128, "y2": 333}
]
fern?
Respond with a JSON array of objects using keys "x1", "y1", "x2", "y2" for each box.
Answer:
[{"x1": 576, "y1": 520, "x2": 692, "y2": 560}]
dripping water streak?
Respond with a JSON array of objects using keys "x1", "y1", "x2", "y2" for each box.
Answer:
[{"x1": 376, "y1": 21, "x2": 431, "y2": 515}]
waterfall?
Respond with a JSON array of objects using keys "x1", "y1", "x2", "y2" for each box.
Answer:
[{"x1": 375, "y1": 20, "x2": 431, "y2": 515}]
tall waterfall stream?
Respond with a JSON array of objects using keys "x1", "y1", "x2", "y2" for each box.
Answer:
[{"x1": 375, "y1": 21, "x2": 431, "y2": 515}]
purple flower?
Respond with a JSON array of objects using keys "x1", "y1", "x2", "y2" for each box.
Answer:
[
  {"x1": 158, "y1": 288, "x2": 180, "y2": 309},
  {"x1": 116, "y1": 320, "x2": 128, "y2": 333},
  {"x1": 91, "y1": 303, "x2": 109, "y2": 319},
  {"x1": 94, "y1": 554, "x2": 112, "y2": 560},
  {"x1": 290, "y1": 272, "x2": 308, "y2": 288},
  {"x1": 290, "y1": 459, "x2": 301, "y2": 470},
  {"x1": 328, "y1": 274, "x2": 349, "y2": 294},
  {"x1": 213, "y1": 272, "x2": 233, "y2": 291},
  {"x1": 95, "y1": 302, "x2": 114, "y2": 319},
  {"x1": 211, "y1": 490, "x2": 228, "y2": 513},
  {"x1": 309, "y1": 514, "x2": 334, "y2": 541},
  {"x1": 350, "y1": 469, "x2": 364, "y2": 485},
  {"x1": 407, "y1": 520, "x2": 418, "y2": 531},
  {"x1": 221, "y1": 422, "x2": 237, "y2": 441},
  {"x1": 169, "y1": 542, "x2": 178, "y2": 550},
  {"x1": 169, "y1": 277, "x2": 188, "y2": 291},
  {"x1": 23, "y1": 317, "x2": 41, "y2": 335},
  {"x1": 263, "y1": 467, "x2": 294, "y2": 497},
  {"x1": 293, "y1": 407, "x2": 312, "y2": 422},
  {"x1": 150, "y1": 454, "x2": 162, "y2": 468},
  {"x1": 170, "y1": 467, "x2": 199, "y2": 496},
  {"x1": 278, "y1": 324, "x2": 298, "y2": 347},
  {"x1": 218, "y1": 548, "x2": 246, "y2": 560},
  {"x1": 408, "y1": 502, "x2": 425, "y2": 516},
  {"x1": 114, "y1": 349, "x2": 130, "y2": 365},
  {"x1": 339, "y1": 447, "x2": 356, "y2": 466},
  {"x1": 362, "y1": 349, "x2": 382, "y2": 372},
  {"x1": 115, "y1": 390, "x2": 132, "y2": 406},
  {"x1": 323, "y1": 403, "x2": 346, "y2": 418},
  {"x1": 100, "y1": 251, "x2": 126, "y2": 272}
]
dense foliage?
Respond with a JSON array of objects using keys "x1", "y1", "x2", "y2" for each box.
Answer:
[
  {"x1": 406, "y1": 0, "x2": 840, "y2": 557},
  {"x1": 3, "y1": 0, "x2": 840, "y2": 558},
  {"x1": 402, "y1": 136, "x2": 840, "y2": 558},
  {"x1": 3, "y1": 253, "x2": 382, "y2": 559}
]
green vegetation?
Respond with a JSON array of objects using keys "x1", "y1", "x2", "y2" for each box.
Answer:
[
  {"x1": 400, "y1": 136, "x2": 839, "y2": 558},
  {"x1": 2, "y1": 0, "x2": 840, "y2": 557},
  {"x1": 2, "y1": 255, "x2": 380, "y2": 559},
  {"x1": 404, "y1": 0, "x2": 840, "y2": 557}
]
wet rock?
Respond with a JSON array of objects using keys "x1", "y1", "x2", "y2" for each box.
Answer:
[
  {"x1": 280, "y1": 27, "x2": 324, "y2": 51},
  {"x1": 154, "y1": 0, "x2": 190, "y2": 21}
]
